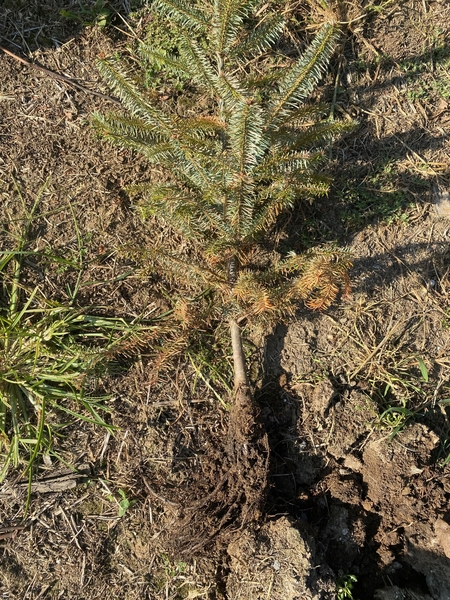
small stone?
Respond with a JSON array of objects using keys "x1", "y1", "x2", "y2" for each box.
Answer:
[
  {"x1": 409, "y1": 466, "x2": 423, "y2": 476},
  {"x1": 343, "y1": 455, "x2": 363, "y2": 472},
  {"x1": 361, "y1": 499, "x2": 373, "y2": 512},
  {"x1": 434, "y1": 518, "x2": 450, "y2": 559},
  {"x1": 433, "y1": 183, "x2": 450, "y2": 217}
]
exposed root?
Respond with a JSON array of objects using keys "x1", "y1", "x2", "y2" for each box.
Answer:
[{"x1": 164, "y1": 383, "x2": 269, "y2": 556}]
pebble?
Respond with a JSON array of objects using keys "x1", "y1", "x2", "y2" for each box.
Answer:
[{"x1": 433, "y1": 184, "x2": 450, "y2": 217}]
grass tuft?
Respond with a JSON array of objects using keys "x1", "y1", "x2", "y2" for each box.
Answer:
[{"x1": 0, "y1": 181, "x2": 160, "y2": 485}]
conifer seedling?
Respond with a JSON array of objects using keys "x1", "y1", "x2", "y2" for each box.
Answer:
[{"x1": 93, "y1": 0, "x2": 353, "y2": 407}]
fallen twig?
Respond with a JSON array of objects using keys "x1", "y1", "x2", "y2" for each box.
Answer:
[
  {"x1": 0, "y1": 45, "x2": 121, "y2": 105},
  {"x1": 0, "y1": 465, "x2": 91, "y2": 495},
  {"x1": 0, "y1": 524, "x2": 26, "y2": 541}
]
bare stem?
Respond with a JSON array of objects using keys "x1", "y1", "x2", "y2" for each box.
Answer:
[{"x1": 229, "y1": 318, "x2": 248, "y2": 390}]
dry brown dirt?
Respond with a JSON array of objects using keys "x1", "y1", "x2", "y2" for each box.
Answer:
[{"x1": 1, "y1": 1, "x2": 450, "y2": 599}]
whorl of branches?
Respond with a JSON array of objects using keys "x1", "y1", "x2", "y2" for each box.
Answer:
[{"x1": 93, "y1": 0, "x2": 354, "y2": 321}]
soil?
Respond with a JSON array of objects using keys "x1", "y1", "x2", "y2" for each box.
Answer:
[{"x1": 1, "y1": 1, "x2": 450, "y2": 599}]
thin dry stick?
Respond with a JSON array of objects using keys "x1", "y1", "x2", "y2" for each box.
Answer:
[
  {"x1": 0, "y1": 45, "x2": 121, "y2": 104},
  {"x1": 0, "y1": 524, "x2": 25, "y2": 541},
  {"x1": 142, "y1": 477, "x2": 180, "y2": 509}
]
